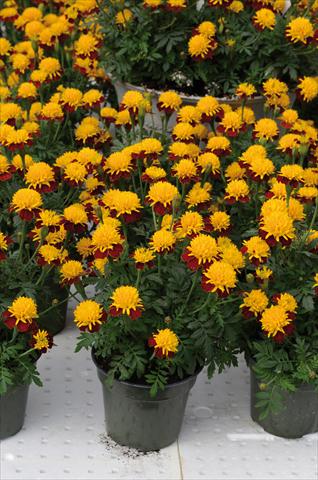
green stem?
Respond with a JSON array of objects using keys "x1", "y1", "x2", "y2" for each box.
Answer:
[
  {"x1": 18, "y1": 222, "x2": 27, "y2": 261},
  {"x1": 152, "y1": 207, "x2": 157, "y2": 231},
  {"x1": 180, "y1": 271, "x2": 200, "y2": 315}
]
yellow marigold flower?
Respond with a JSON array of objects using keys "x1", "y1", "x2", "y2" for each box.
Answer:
[
  {"x1": 133, "y1": 247, "x2": 155, "y2": 269},
  {"x1": 279, "y1": 109, "x2": 299, "y2": 128},
  {"x1": 277, "y1": 133, "x2": 301, "y2": 153},
  {"x1": 36, "y1": 209, "x2": 61, "y2": 229},
  {"x1": 263, "y1": 78, "x2": 288, "y2": 98},
  {"x1": 278, "y1": 164, "x2": 304, "y2": 186},
  {"x1": 172, "y1": 159, "x2": 198, "y2": 183},
  {"x1": 253, "y1": 8, "x2": 276, "y2": 30},
  {"x1": 166, "y1": 0, "x2": 187, "y2": 10},
  {"x1": 218, "y1": 111, "x2": 242, "y2": 136},
  {"x1": 253, "y1": 118, "x2": 279, "y2": 141},
  {"x1": 202, "y1": 260, "x2": 237, "y2": 296},
  {"x1": 25, "y1": 162, "x2": 56, "y2": 192},
  {"x1": 78, "y1": 147, "x2": 102, "y2": 168},
  {"x1": 227, "y1": 0, "x2": 243, "y2": 12},
  {"x1": 302, "y1": 168, "x2": 318, "y2": 187},
  {"x1": 142, "y1": 166, "x2": 167, "y2": 183},
  {"x1": 31, "y1": 330, "x2": 52, "y2": 352},
  {"x1": 100, "y1": 106, "x2": 118, "y2": 123},
  {"x1": 150, "y1": 228, "x2": 176, "y2": 254},
  {"x1": 91, "y1": 223, "x2": 124, "y2": 259},
  {"x1": 224, "y1": 179, "x2": 249, "y2": 204},
  {"x1": 60, "y1": 260, "x2": 84, "y2": 285},
  {"x1": 74, "y1": 300, "x2": 105, "y2": 332},
  {"x1": 93, "y1": 257, "x2": 108, "y2": 275},
  {"x1": 16, "y1": 7, "x2": 42, "y2": 27},
  {"x1": 12, "y1": 154, "x2": 33, "y2": 172},
  {"x1": 176, "y1": 211, "x2": 204, "y2": 238},
  {"x1": 157, "y1": 91, "x2": 182, "y2": 113},
  {"x1": 11, "y1": 53, "x2": 31, "y2": 74},
  {"x1": 24, "y1": 20, "x2": 44, "y2": 39},
  {"x1": 107, "y1": 190, "x2": 142, "y2": 221},
  {"x1": 0, "y1": 38, "x2": 11, "y2": 57},
  {"x1": 186, "y1": 182, "x2": 212, "y2": 209},
  {"x1": 197, "y1": 152, "x2": 220, "y2": 175},
  {"x1": 104, "y1": 151, "x2": 133, "y2": 180},
  {"x1": 286, "y1": 17, "x2": 314, "y2": 44},
  {"x1": 240, "y1": 290, "x2": 269, "y2": 317},
  {"x1": 256, "y1": 265, "x2": 273, "y2": 282},
  {"x1": 150, "y1": 328, "x2": 179, "y2": 358},
  {"x1": 82, "y1": 89, "x2": 103, "y2": 108},
  {"x1": 76, "y1": 237, "x2": 92, "y2": 258},
  {"x1": 38, "y1": 57, "x2": 61, "y2": 81},
  {"x1": 172, "y1": 122, "x2": 195, "y2": 142},
  {"x1": 236, "y1": 106, "x2": 255, "y2": 125},
  {"x1": 30, "y1": 69, "x2": 47, "y2": 85},
  {"x1": 182, "y1": 234, "x2": 219, "y2": 270},
  {"x1": 5, "y1": 297, "x2": 38, "y2": 331},
  {"x1": 54, "y1": 151, "x2": 77, "y2": 170},
  {"x1": 260, "y1": 210, "x2": 295, "y2": 246},
  {"x1": 235, "y1": 82, "x2": 257, "y2": 98},
  {"x1": 38, "y1": 244, "x2": 65, "y2": 265},
  {"x1": 193, "y1": 123, "x2": 209, "y2": 140},
  {"x1": 241, "y1": 236, "x2": 270, "y2": 265},
  {"x1": 0, "y1": 7, "x2": 18, "y2": 22},
  {"x1": 197, "y1": 21, "x2": 216, "y2": 38},
  {"x1": 114, "y1": 109, "x2": 131, "y2": 127},
  {"x1": 23, "y1": 121, "x2": 39, "y2": 136},
  {"x1": 297, "y1": 186, "x2": 318, "y2": 203},
  {"x1": 206, "y1": 136, "x2": 231, "y2": 156},
  {"x1": 226, "y1": 163, "x2": 244, "y2": 182},
  {"x1": 188, "y1": 34, "x2": 216, "y2": 60},
  {"x1": 116, "y1": 9, "x2": 133, "y2": 25},
  {"x1": 110, "y1": 285, "x2": 143, "y2": 320},
  {"x1": 297, "y1": 77, "x2": 318, "y2": 102},
  {"x1": 63, "y1": 162, "x2": 87, "y2": 186},
  {"x1": 11, "y1": 188, "x2": 42, "y2": 220},
  {"x1": 74, "y1": 32, "x2": 100, "y2": 57},
  {"x1": 274, "y1": 293, "x2": 297, "y2": 313},
  {"x1": 63, "y1": 203, "x2": 88, "y2": 227},
  {"x1": 207, "y1": 211, "x2": 231, "y2": 234},
  {"x1": 248, "y1": 156, "x2": 275, "y2": 181},
  {"x1": 144, "y1": 0, "x2": 162, "y2": 8},
  {"x1": 168, "y1": 142, "x2": 193, "y2": 160},
  {"x1": 0, "y1": 86, "x2": 10, "y2": 101},
  {"x1": 0, "y1": 103, "x2": 23, "y2": 123},
  {"x1": 196, "y1": 96, "x2": 221, "y2": 121},
  {"x1": 60, "y1": 88, "x2": 83, "y2": 111},
  {"x1": 121, "y1": 90, "x2": 144, "y2": 113},
  {"x1": 260, "y1": 305, "x2": 292, "y2": 338},
  {"x1": 220, "y1": 243, "x2": 245, "y2": 271},
  {"x1": 177, "y1": 106, "x2": 201, "y2": 124},
  {"x1": 75, "y1": 117, "x2": 101, "y2": 143},
  {"x1": 40, "y1": 102, "x2": 64, "y2": 121},
  {"x1": 146, "y1": 181, "x2": 179, "y2": 215}
]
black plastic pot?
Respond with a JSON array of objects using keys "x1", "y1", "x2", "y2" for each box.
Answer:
[
  {"x1": 37, "y1": 280, "x2": 69, "y2": 336},
  {"x1": 93, "y1": 352, "x2": 199, "y2": 451},
  {"x1": 250, "y1": 368, "x2": 318, "y2": 438},
  {"x1": 0, "y1": 384, "x2": 30, "y2": 440}
]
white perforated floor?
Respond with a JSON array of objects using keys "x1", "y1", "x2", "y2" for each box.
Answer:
[{"x1": 1, "y1": 301, "x2": 317, "y2": 480}]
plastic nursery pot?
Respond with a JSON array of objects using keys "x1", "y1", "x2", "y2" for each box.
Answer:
[
  {"x1": 250, "y1": 368, "x2": 318, "y2": 438},
  {"x1": 0, "y1": 384, "x2": 30, "y2": 440},
  {"x1": 37, "y1": 280, "x2": 69, "y2": 336},
  {"x1": 92, "y1": 351, "x2": 199, "y2": 451}
]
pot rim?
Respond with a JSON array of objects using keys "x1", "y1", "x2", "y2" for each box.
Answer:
[
  {"x1": 113, "y1": 78, "x2": 265, "y2": 103},
  {"x1": 91, "y1": 348, "x2": 202, "y2": 390}
]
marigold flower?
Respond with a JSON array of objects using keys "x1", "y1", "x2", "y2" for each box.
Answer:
[
  {"x1": 0, "y1": 232, "x2": 12, "y2": 261},
  {"x1": 121, "y1": 90, "x2": 144, "y2": 115},
  {"x1": 0, "y1": 7, "x2": 18, "y2": 22},
  {"x1": 3, "y1": 297, "x2": 38, "y2": 332},
  {"x1": 11, "y1": 53, "x2": 32, "y2": 74},
  {"x1": 143, "y1": 0, "x2": 162, "y2": 8},
  {"x1": 188, "y1": 34, "x2": 217, "y2": 61},
  {"x1": 247, "y1": 157, "x2": 275, "y2": 182},
  {"x1": 285, "y1": 17, "x2": 314, "y2": 44},
  {"x1": 35, "y1": 209, "x2": 61, "y2": 232},
  {"x1": 225, "y1": 162, "x2": 246, "y2": 181},
  {"x1": 260, "y1": 305, "x2": 294, "y2": 343},
  {"x1": 228, "y1": 0, "x2": 244, "y2": 12},
  {"x1": 107, "y1": 190, "x2": 142, "y2": 223},
  {"x1": 104, "y1": 151, "x2": 134, "y2": 182},
  {"x1": 133, "y1": 247, "x2": 155, "y2": 270},
  {"x1": 116, "y1": 9, "x2": 133, "y2": 26},
  {"x1": 196, "y1": 96, "x2": 221, "y2": 122},
  {"x1": 0, "y1": 155, "x2": 14, "y2": 181},
  {"x1": 146, "y1": 181, "x2": 179, "y2": 215},
  {"x1": 217, "y1": 111, "x2": 244, "y2": 137},
  {"x1": 172, "y1": 122, "x2": 195, "y2": 142},
  {"x1": 235, "y1": 83, "x2": 257, "y2": 99},
  {"x1": 224, "y1": 179, "x2": 250, "y2": 204},
  {"x1": 63, "y1": 203, "x2": 88, "y2": 233},
  {"x1": 63, "y1": 162, "x2": 87, "y2": 187},
  {"x1": 109, "y1": 286, "x2": 143, "y2": 320},
  {"x1": 279, "y1": 109, "x2": 299, "y2": 129},
  {"x1": 157, "y1": 91, "x2": 182, "y2": 114},
  {"x1": 142, "y1": 166, "x2": 167, "y2": 183},
  {"x1": 240, "y1": 290, "x2": 269, "y2": 318},
  {"x1": 91, "y1": 223, "x2": 124, "y2": 259},
  {"x1": 277, "y1": 164, "x2": 304, "y2": 188},
  {"x1": 100, "y1": 106, "x2": 118, "y2": 124},
  {"x1": 205, "y1": 211, "x2": 230, "y2": 235},
  {"x1": 196, "y1": 152, "x2": 220, "y2": 177},
  {"x1": 82, "y1": 89, "x2": 104, "y2": 109},
  {"x1": 60, "y1": 260, "x2": 84, "y2": 285},
  {"x1": 255, "y1": 265, "x2": 273, "y2": 284},
  {"x1": 78, "y1": 147, "x2": 103, "y2": 170},
  {"x1": 202, "y1": 260, "x2": 237, "y2": 297},
  {"x1": 166, "y1": 0, "x2": 186, "y2": 11},
  {"x1": 297, "y1": 186, "x2": 318, "y2": 203},
  {"x1": 40, "y1": 102, "x2": 64, "y2": 121},
  {"x1": 174, "y1": 211, "x2": 204, "y2": 238},
  {"x1": 148, "y1": 328, "x2": 179, "y2": 358},
  {"x1": 208, "y1": 0, "x2": 232, "y2": 6},
  {"x1": 253, "y1": 118, "x2": 279, "y2": 141},
  {"x1": 60, "y1": 88, "x2": 83, "y2": 111},
  {"x1": 259, "y1": 210, "x2": 295, "y2": 247},
  {"x1": 220, "y1": 243, "x2": 245, "y2": 271},
  {"x1": 272, "y1": 292, "x2": 297, "y2": 314},
  {"x1": 150, "y1": 228, "x2": 176, "y2": 254},
  {"x1": 197, "y1": 21, "x2": 216, "y2": 38},
  {"x1": 75, "y1": 117, "x2": 101, "y2": 144},
  {"x1": 74, "y1": 300, "x2": 106, "y2": 332},
  {"x1": 37, "y1": 244, "x2": 65, "y2": 266},
  {"x1": 11, "y1": 188, "x2": 42, "y2": 220},
  {"x1": 139, "y1": 138, "x2": 163, "y2": 159},
  {"x1": 241, "y1": 236, "x2": 270, "y2": 266},
  {"x1": 182, "y1": 234, "x2": 219, "y2": 270},
  {"x1": 186, "y1": 182, "x2": 212, "y2": 210},
  {"x1": 172, "y1": 159, "x2": 198, "y2": 184},
  {"x1": 39, "y1": 57, "x2": 62, "y2": 82},
  {"x1": 25, "y1": 162, "x2": 57, "y2": 193},
  {"x1": 76, "y1": 237, "x2": 93, "y2": 259},
  {"x1": 239, "y1": 145, "x2": 267, "y2": 168},
  {"x1": 253, "y1": 8, "x2": 276, "y2": 31},
  {"x1": 30, "y1": 329, "x2": 53, "y2": 353},
  {"x1": 297, "y1": 77, "x2": 318, "y2": 102}
]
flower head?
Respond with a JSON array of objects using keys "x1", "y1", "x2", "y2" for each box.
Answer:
[
  {"x1": 60, "y1": 260, "x2": 84, "y2": 285},
  {"x1": 172, "y1": 159, "x2": 198, "y2": 183},
  {"x1": 109, "y1": 286, "x2": 143, "y2": 320},
  {"x1": 253, "y1": 118, "x2": 279, "y2": 141},
  {"x1": 217, "y1": 111, "x2": 243, "y2": 137},
  {"x1": 260, "y1": 305, "x2": 294, "y2": 342},
  {"x1": 240, "y1": 290, "x2": 269, "y2": 318},
  {"x1": 31, "y1": 330, "x2": 53, "y2": 353},
  {"x1": 259, "y1": 210, "x2": 295, "y2": 246},
  {"x1": 297, "y1": 77, "x2": 318, "y2": 102},
  {"x1": 121, "y1": 90, "x2": 144, "y2": 114},
  {"x1": 186, "y1": 182, "x2": 212, "y2": 210},
  {"x1": 241, "y1": 236, "x2": 270, "y2": 265},
  {"x1": 224, "y1": 179, "x2": 250, "y2": 204},
  {"x1": 188, "y1": 34, "x2": 217, "y2": 61},
  {"x1": 133, "y1": 247, "x2": 155, "y2": 269},
  {"x1": 91, "y1": 223, "x2": 123, "y2": 259},
  {"x1": 182, "y1": 234, "x2": 219, "y2": 270},
  {"x1": 196, "y1": 96, "x2": 221, "y2": 122},
  {"x1": 235, "y1": 83, "x2": 257, "y2": 99},
  {"x1": 150, "y1": 228, "x2": 176, "y2": 254},
  {"x1": 63, "y1": 162, "x2": 87, "y2": 187},
  {"x1": 157, "y1": 91, "x2": 182, "y2": 114},
  {"x1": 63, "y1": 203, "x2": 88, "y2": 233},
  {"x1": 253, "y1": 8, "x2": 276, "y2": 31},
  {"x1": 202, "y1": 260, "x2": 237, "y2": 297},
  {"x1": 25, "y1": 162, "x2": 56, "y2": 193},
  {"x1": 206, "y1": 135, "x2": 231, "y2": 156},
  {"x1": 146, "y1": 181, "x2": 179, "y2": 215},
  {"x1": 11, "y1": 188, "x2": 42, "y2": 220},
  {"x1": 175, "y1": 211, "x2": 204, "y2": 238},
  {"x1": 286, "y1": 17, "x2": 314, "y2": 44},
  {"x1": 74, "y1": 300, "x2": 106, "y2": 332},
  {"x1": 148, "y1": 329, "x2": 179, "y2": 358},
  {"x1": 3, "y1": 297, "x2": 38, "y2": 331},
  {"x1": 206, "y1": 211, "x2": 231, "y2": 235}
]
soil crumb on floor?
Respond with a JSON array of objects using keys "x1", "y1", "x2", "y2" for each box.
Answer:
[{"x1": 98, "y1": 433, "x2": 161, "y2": 459}]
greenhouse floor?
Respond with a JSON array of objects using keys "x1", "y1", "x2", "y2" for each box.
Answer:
[{"x1": 1, "y1": 302, "x2": 317, "y2": 480}]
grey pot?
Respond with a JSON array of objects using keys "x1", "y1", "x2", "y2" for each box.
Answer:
[
  {"x1": 250, "y1": 368, "x2": 318, "y2": 438},
  {"x1": 93, "y1": 352, "x2": 199, "y2": 451},
  {"x1": 0, "y1": 384, "x2": 30, "y2": 440}
]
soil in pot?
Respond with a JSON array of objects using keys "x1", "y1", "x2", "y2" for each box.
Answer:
[
  {"x1": 250, "y1": 368, "x2": 318, "y2": 438},
  {"x1": 0, "y1": 384, "x2": 30, "y2": 440},
  {"x1": 92, "y1": 351, "x2": 200, "y2": 451}
]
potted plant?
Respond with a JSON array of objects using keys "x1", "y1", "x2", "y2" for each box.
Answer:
[
  {"x1": 97, "y1": 0, "x2": 318, "y2": 113},
  {"x1": 0, "y1": 295, "x2": 53, "y2": 439}
]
